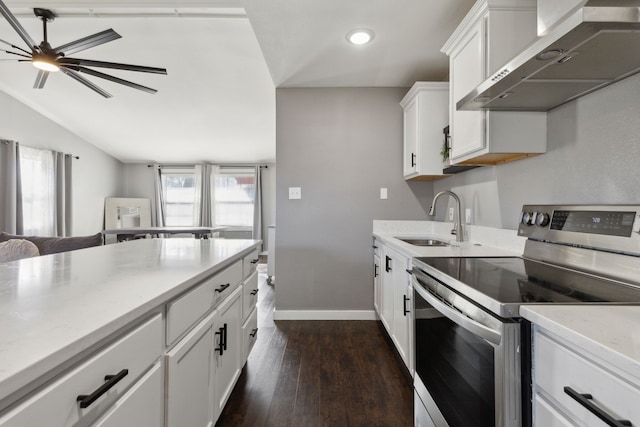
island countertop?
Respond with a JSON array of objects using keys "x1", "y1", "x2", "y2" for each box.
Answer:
[{"x1": 0, "y1": 238, "x2": 260, "y2": 406}]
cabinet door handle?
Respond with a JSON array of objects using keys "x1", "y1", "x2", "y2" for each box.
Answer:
[
  {"x1": 250, "y1": 328, "x2": 258, "y2": 338},
  {"x1": 411, "y1": 152, "x2": 416, "y2": 167},
  {"x1": 250, "y1": 258, "x2": 259, "y2": 264},
  {"x1": 215, "y1": 326, "x2": 225, "y2": 355},
  {"x1": 385, "y1": 255, "x2": 392, "y2": 273},
  {"x1": 403, "y1": 295, "x2": 410, "y2": 316},
  {"x1": 564, "y1": 387, "x2": 632, "y2": 427},
  {"x1": 214, "y1": 283, "x2": 230, "y2": 293},
  {"x1": 77, "y1": 369, "x2": 128, "y2": 409},
  {"x1": 405, "y1": 269, "x2": 413, "y2": 275},
  {"x1": 372, "y1": 245, "x2": 378, "y2": 249},
  {"x1": 374, "y1": 264, "x2": 378, "y2": 278},
  {"x1": 250, "y1": 289, "x2": 259, "y2": 295},
  {"x1": 223, "y1": 323, "x2": 228, "y2": 351}
]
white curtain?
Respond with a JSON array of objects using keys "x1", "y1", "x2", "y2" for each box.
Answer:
[
  {"x1": 19, "y1": 146, "x2": 55, "y2": 236},
  {"x1": 0, "y1": 140, "x2": 23, "y2": 234},
  {"x1": 252, "y1": 165, "x2": 263, "y2": 241},
  {"x1": 152, "y1": 164, "x2": 165, "y2": 227}
]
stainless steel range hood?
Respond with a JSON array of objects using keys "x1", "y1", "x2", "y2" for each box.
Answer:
[{"x1": 458, "y1": 0, "x2": 640, "y2": 111}]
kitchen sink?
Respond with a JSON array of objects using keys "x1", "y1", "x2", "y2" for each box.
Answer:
[{"x1": 395, "y1": 237, "x2": 449, "y2": 247}]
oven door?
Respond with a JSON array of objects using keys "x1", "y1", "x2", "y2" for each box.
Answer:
[{"x1": 412, "y1": 269, "x2": 521, "y2": 427}]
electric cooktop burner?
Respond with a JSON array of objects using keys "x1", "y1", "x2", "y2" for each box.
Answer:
[{"x1": 416, "y1": 256, "x2": 640, "y2": 305}]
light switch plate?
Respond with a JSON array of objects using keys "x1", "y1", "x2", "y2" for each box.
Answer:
[
  {"x1": 380, "y1": 187, "x2": 388, "y2": 200},
  {"x1": 465, "y1": 208, "x2": 472, "y2": 224},
  {"x1": 289, "y1": 187, "x2": 301, "y2": 200},
  {"x1": 448, "y1": 207, "x2": 454, "y2": 221}
]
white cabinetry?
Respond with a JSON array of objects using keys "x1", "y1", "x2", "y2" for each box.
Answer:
[
  {"x1": 442, "y1": 0, "x2": 546, "y2": 166},
  {"x1": 0, "y1": 314, "x2": 163, "y2": 427},
  {"x1": 378, "y1": 242, "x2": 413, "y2": 373},
  {"x1": 373, "y1": 238, "x2": 381, "y2": 314},
  {"x1": 532, "y1": 327, "x2": 640, "y2": 426},
  {"x1": 400, "y1": 82, "x2": 449, "y2": 181}
]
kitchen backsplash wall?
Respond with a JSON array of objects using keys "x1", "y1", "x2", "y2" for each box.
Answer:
[{"x1": 435, "y1": 72, "x2": 640, "y2": 230}]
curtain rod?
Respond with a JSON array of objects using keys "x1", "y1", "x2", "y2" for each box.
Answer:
[
  {"x1": 2, "y1": 141, "x2": 79, "y2": 159},
  {"x1": 147, "y1": 163, "x2": 268, "y2": 168}
]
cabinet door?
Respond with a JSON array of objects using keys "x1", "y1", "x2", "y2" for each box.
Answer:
[
  {"x1": 213, "y1": 286, "x2": 243, "y2": 419},
  {"x1": 391, "y1": 251, "x2": 411, "y2": 370},
  {"x1": 92, "y1": 362, "x2": 164, "y2": 427},
  {"x1": 450, "y1": 18, "x2": 485, "y2": 161},
  {"x1": 379, "y1": 246, "x2": 395, "y2": 334},
  {"x1": 403, "y1": 97, "x2": 419, "y2": 176},
  {"x1": 165, "y1": 310, "x2": 218, "y2": 427},
  {"x1": 373, "y1": 253, "x2": 380, "y2": 314}
]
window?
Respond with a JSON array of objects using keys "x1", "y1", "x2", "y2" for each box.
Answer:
[
  {"x1": 19, "y1": 146, "x2": 55, "y2": 236},
  {"x1": 214, "y1": 167, "x2": 255, "y2": 227},
  {"x1": 160, "y1": 168, "x2": 197, "y2": 226}
]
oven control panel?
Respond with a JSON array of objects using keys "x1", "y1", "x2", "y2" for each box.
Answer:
[{"x1": 518, "y1": 205, "x2": 640, "y2": 254}]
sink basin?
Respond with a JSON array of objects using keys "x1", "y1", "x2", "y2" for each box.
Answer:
[{"x1": 395, "y1": 237, "x2": 449, "y2": 247}]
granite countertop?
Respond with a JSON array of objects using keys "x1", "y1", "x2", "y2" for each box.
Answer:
[
  {"x1": 0, "y1": 238, "x2": 260, "y2": 405},
  {"x1": 520, "y1": 305, "x2": 640, "y2": 384}
]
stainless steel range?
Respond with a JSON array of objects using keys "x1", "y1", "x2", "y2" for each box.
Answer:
[{"x1": 412, "y1": 205, "x2": 640, "y2": 427}]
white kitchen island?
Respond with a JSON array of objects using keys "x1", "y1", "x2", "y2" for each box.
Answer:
[{"x1": 0, "y1": 237, "x2": 261, "y2": 426}]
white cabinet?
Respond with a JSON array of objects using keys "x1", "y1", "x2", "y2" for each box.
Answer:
[
  {"x1": 400, "y1": 82, "x2": 449, "y2": 181},
  {"x1": 532, "y1": 327, "x2": 640, "y2": 427},
  {"x1": 373, "y1": 238, "x2": 381, "y2": 314},
  {"x1": 165, "y1": 309, "x2": 219, "y2": 427},
  {"x1": 92, "y1": 362, "x2": 164, "y2": 427},
  {"x1": 213, "y1": 286, "x2": 243, "y2": 418},
  {"x1": 442, "y1": 0, "x2": 546, "y2": 166},
  {"x1": 378, "y1": 243, "x2": 413, "y2": 373},
  {"x1": 0, "y1": 315, "x2": 163, "y2": 427}
]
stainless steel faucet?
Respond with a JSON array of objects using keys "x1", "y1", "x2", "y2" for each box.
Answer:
[{"x1": 429, "y1": 190, "x2": 464, "y2": 242}]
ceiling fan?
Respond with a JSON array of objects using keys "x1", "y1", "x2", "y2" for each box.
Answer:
[{"x1": 0, "y1": 0, "x2": 167, "y2": 98}]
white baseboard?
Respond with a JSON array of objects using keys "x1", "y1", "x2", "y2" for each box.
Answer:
[{"x1": 272, "y1": 309, "x2": 377, "y2": 321}]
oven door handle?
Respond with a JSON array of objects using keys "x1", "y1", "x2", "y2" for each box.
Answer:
[{"x1": 413, "y1": 277, "x2": 502, "y2": 345}]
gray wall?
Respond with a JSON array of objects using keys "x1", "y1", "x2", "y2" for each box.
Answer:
[
  {"x1": 0, "y1": 90, "x2": 123, "y2": 236},
  {"x1": 275, "y1": 88, "x2": 434, "y2": 312},
  {"x1": 434, "y1": 73, "x2": 640, "y2": 229}
]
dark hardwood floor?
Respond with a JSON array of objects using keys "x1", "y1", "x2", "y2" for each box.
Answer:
[{"x1": 216, "y1": 267, "x2": 413, "y2": 427}]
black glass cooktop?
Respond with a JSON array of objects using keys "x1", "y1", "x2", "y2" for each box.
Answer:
[{"x1": 416, "y1": 257, "x2": 640, "y2": 305}]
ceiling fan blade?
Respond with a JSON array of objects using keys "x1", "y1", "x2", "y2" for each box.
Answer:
[
  {"x1": 0, "y1": 38, "x2": 31, "y2": 55},
  {"x1": 53, "y1": 29, "x2": 121, "y2": 56},
  {"x1": 59, "y1": 58, "x2": 167, "y2": 75},
  {"x1": 1, "y1": 49, "x2": 31, "y2": 59},
  {"x1": 0, "y1": 0, "x2": 37, "y2": 50},
  {"x1": 33, "y1": 70, "x2": 49, "y2": 89},
  {"x1": 64, "y1": 65, "x2": 158, "y2": 94},
  {"x1": 60, "y1": 67, "x2": 112, "y2": 98}
]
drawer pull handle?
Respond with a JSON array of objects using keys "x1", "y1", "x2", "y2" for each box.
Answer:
[
  {"x1": 385, "y1": 255, "x2": 392, "y2": 272},
  {"x1": 77, "y1": 369, "x2": 128, "y2": 409},
  {"x1": 250, "y1": 289, "x2": 259, "y2": 295},
  {"x1": 250, "y1": 258, "x2": 259, "y2": 264},
  {"x1": 564, "y1": 386, "x2": 632, "y2": 427},
  {"x1": 215, "y1": 323, "x2": 228, "y2": 355},
  {"x1": 214, "y1": 283, "x2": 230, "y2": 293},
  {"x1": 250, "y1": 328, "x2": 258, "y2": 337},
  {"x1": 403, "y1": 295, "x2": 410, "y2": 316}
]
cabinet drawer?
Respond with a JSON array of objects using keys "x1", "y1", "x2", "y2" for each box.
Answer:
[
  {"x1": 242, "y1": 307, "x2": 258, "y2": 363},
  {"x1": 92, "y1": 362, "x2": 164, "y2": 427},
  {"x1": 0, "y1": 314, "x2": 162, "y2": 427},
  {"x1": 166, "y1": 260, "x2": 242, "y2": 345},
  {"x1": 242, "y1": 270, "x2": 258, "y2": 322},
  {"x1": 534, "y1": 331, "x2": 640, "y2": 426},
  {"x1": 534, "y1": 394, "x2": 575, "y2": 427},
  {"x1": 243, "y1": 249, "x2": 259, "y2": 279}
]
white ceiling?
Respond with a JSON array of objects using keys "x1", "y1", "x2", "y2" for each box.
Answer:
[{"x1": 0, "y1": 0, "x2": 475, "y2": 164}]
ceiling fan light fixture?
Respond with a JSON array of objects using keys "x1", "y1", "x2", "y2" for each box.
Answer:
[
  {"x1": 347, "y1": 29, "x2": 374, "y2": 45},
  {"x1": 32, "y1": 54, "x2": 59, "y2": 72}
]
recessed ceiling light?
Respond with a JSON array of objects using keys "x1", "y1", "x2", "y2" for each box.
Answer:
[{"x1": 347, "y1": 29, "x2": 374, "y2": 45}]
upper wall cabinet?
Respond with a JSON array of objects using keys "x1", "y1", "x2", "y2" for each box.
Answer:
[
  {"x1": 441, "y1": 0, "x2": 547, "y2": 166},
  {"x1": 400, "y1": 82, "x2": 449, "y2": 181}
]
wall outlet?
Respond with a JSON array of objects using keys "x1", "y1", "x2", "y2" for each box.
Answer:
[
  {"x1": 465, "y1": 208, "x2": 472, "y2": 224},
  {"x1": 448, "y1": 207, "x2": 454, "y2": 221},
  {"x1": 380, "y1": 187, "x2": 388, "y2": 200},
  {"x1": 288, "y1": 187, "x2": 301, "y2": 200}
]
